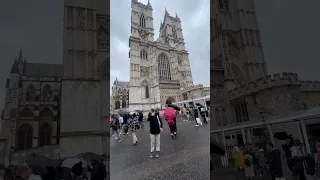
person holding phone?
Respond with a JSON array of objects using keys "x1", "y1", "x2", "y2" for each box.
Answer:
[{"x1": 148, "y1": 109, "x2": 163, "y2": 158}]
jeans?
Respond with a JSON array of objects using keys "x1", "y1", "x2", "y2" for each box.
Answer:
[
  {"x1": 111, "y1": 128, "x2": 120, "y2": 140},
  {"x1": 150, "y1": 134, "x2": 160, "y2": 152}
]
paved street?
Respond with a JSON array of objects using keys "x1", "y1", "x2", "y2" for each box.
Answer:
[{"x1": 110, "y1": 119, "x2": 210, "y2": 180}]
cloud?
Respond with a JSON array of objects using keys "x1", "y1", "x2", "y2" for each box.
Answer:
[{"x1": 110, "y1": 0, "x2": 210, "y2": 96}]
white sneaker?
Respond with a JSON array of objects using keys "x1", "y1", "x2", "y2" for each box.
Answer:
[{"x1": 195, "y1": 125, "x2": 199, "y2": 127}]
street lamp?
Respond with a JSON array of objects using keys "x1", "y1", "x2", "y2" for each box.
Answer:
[{"x1": 259, "y1": 111, "x2": 270, "y2": 143}]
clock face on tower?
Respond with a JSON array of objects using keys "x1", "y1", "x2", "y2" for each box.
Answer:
[{"x1": 139, "y1": 29, "x2": 148, "y2": 41}]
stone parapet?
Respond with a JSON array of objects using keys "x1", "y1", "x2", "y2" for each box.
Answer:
[
  {"x1": 228, "y1": 72, "x2": 320, "y2": 100},
  {"x1": 181, "y1": 84, "x2": 204, "y2": 93}
]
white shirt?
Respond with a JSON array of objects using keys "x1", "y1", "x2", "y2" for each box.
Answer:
[{"x1": 119, "y1": 116, "x2": 123, "y2": 124}]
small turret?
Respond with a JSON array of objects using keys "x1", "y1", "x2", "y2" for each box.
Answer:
[
  {"x1": 147, "y1": 0, "x2": 152, "y2": 8},
  {"x1": 10, "y1": 59, "x2": 19, "y2": 74},
  {"x1": 165, "y1": 7, "x2": 169, "y2": 16}
]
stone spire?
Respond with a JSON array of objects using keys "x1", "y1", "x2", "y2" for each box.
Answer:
[
  {"x1": 175, "y1": 12, "x2": 179, "y2": 19},
  {"x1": 18, "y1": 48, "x2": 23, "y2": 63},
  {"x1": 165, "y1": 7, "x2": 169, "y2": 16},
  {"x1": 10, "y1": 59, "x2": 19, "y2": 74},
  {"x1": 147, "y1": 0, "x2": 151, "y2": 7}
]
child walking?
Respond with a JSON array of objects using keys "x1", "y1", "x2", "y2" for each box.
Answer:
[{"x1": 148, "y1": 109, "x2": 163, "y2": 158}]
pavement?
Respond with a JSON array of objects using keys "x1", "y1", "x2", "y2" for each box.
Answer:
[{"x1": 110, "y1": 119, "x2": 210, "y2": 180}]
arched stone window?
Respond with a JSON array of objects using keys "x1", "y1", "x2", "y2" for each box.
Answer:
[
  {"x1": 122, "y1": 100, "x2": 126, "y2": 108},
  {"x1": 26, "y1": 84, "x2": 36, "y2": 101},
  {"x1": 20, "y1": 108, "x2": 34, "y2": 118},
  {"x1": 172, "y1": 25, "x2": 177, "y2": 38},
  {"x1": 115, "y1": 101, "x2": 120, "y2": 109},
  {"x1": 140, "y1": 49, "x2": 148, "y2": 60},
  {"x1": 18, "y1": 123, "x2": 33, "y2": 149},
  {"x1": 39, "y1": 123, "x2": 52, "y2": 146},
  {"x1": 141, "y1": 80, "x2": 149, "y2": 99},
  {"x1": 145, "y1": 84, "x2": 149, "y2": 98},
  {"x1": 42, "y1": 84, "x2": 53, "y2": 102},
  {"x1": 40, "y1": 107, "x2": 53, "y2": 119},
  {"x1": 158, "y1": 53, "x2": 171, "y2": 80},
  {"x1": 231, "y1": 65, "x2": 245, "y2": 87},
  {"x1": 140, "y1": 14, "x2": 146, "y2": 28},
  {"x1": 177, "y1": 55, "x2": 182, "y2": 65}
]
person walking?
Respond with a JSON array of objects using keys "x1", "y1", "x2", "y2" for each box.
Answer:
[
  {"x1": 138, "y1": 111, "x2": 144, "y2": 130},
  {"x1": 182, "y1": 106, "x2": 188, "y2": 121},
  {"x1": 254, "y1": 147, "x2": 269, "y2": 178},
  {"x1": 118, "y1": 114, "x2": 124, "y2": 135},
  {"x1": 122, "y1": 114, "x2": 129, "y2": 135},
  {"x1": 234, "y1": 146, "x2": 245, "y2": 180},
  {"x1": 193, "y1": 107, "x2": 199, "y2": 126},
  {"x1": 290, "y1": 141, "x2": 307, "y2": 180},
  {"x1": 110, "y1": 115, "x2": 122, "y2": 142},
  {"x1": 148, "y1": 109, "x2": 163, "y2": 158},
  {"x1": 130, "y1": 113, "x2": 139, "y2": 145},
  {"x1": 244, "y1": 151, "x2": 255, "y2": 180},
  {"x1": 200, "y1": 107, "x2": 208, "y2": 124},
  {"x1": 266, "y1": 143, "x2": 283, "y2": 180}
]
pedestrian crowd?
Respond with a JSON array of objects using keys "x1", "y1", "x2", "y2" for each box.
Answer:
[
  {"x1": 1, "y1": 158, "x2": 107, "y2": 180},
  {"x1": 110, "y1": 103, "x2": 210, "y2": 158},
  {"x1": 231, "y1": 139, "x2": 317, "y2": 180}
]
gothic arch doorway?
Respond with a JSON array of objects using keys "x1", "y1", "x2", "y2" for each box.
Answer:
[{"x1": 166, "y1": 97, "x2": 175, "y2": 105}]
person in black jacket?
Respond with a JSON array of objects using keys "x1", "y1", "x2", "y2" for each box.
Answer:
[{"x1": 148, "y1": 109, "x2": 163, "y2": 158}]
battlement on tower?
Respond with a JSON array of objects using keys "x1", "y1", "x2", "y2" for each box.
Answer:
[{"x1": 228, "y1": 72, "x2": 320, "y2": 99}]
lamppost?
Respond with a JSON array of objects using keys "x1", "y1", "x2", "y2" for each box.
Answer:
[{"x1": 259, "y1": 111, "x2": 271, "y2": 144}]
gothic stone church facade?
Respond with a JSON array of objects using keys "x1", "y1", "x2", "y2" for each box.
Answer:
[
  {"x1": 127, "y1": 0, "x2": 201, "y2": 113},
  {"x1": 0, "y1": 0, "x2": 109, "y2": 167},
  {"x1": 0, "y1": 50, "x2": 62, "y2": 166},
  {"x1": 211, "y1": 0, "x2": 320, "y2": 145}
]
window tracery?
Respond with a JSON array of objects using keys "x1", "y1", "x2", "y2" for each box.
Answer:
[{"x1": 158, "y1": 53, "x2": 172, "y2": 80}]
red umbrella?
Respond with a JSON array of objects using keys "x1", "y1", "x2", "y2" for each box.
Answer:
[{"x1": 164, "y1": 107, "x2": 176, "y2": 122}]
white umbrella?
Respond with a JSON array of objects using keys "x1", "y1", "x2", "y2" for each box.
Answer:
[{"x1": 61, "y1": 158, "x2": 87, "y2": 168}]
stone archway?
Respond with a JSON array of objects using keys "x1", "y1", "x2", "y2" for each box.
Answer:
[{"x1": 165, "y1": 97, "x2": 175, "y2": 105}]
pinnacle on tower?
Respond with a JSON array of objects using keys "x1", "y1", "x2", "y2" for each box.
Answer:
[
  {"x1": 175, "y1": 12, "x2": 179, "y2": 18},
  {"x1": 147, "y1": 0, "x2": 151, "y2": 7},
  {"x1": 165, "y1": 7, "x2": 169, "y2": 16},
  {"x1": 18, "y1": 48, "x2": 23, "y2": 63}
]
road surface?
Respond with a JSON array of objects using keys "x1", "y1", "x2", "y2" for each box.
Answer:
[{"x1": 110, "y1": 119, "x2": 210, "y2": 180}]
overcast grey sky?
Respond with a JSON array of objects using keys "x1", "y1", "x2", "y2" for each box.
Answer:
[
  {"x1": 0, "y1": 0, "x2": 319, "y2": 111},
  {"x1": 110, "y1": 0, "x2": 210, "y2": 95}
]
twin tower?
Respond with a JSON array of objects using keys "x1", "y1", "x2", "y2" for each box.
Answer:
[{"x1": 129, "y1": 0, "x2": 194, "y2": 113}]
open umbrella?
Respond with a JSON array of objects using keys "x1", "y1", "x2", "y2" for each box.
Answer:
[
  {"x1": 164, "y1": 107, "x2": 176, "y2": 121},
  {"x1": 196, "y1": 103, "x2": 204, "y2": 107},
  {"x1": 274, "y1": 132, "x2": 291, "y2": 140},
  {"x1": 61, "y1": 158, "x2": 87, "y2": 169},
  {"x1": 26, "y1": 155, "x2": 61, "y2": 168},
  {"x1": 76, "y1": 152, "x2": 104, "y2": 164},
  {"x1": 168, "y1": 104, "x2": 180, "y2": 111}
]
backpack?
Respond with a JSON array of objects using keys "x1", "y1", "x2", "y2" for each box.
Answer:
[{"x1": 244, "y1": 158, "x2": 252, "y2": 166}]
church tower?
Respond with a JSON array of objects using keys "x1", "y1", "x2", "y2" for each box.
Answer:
[
  {"x1": 60, "y1": 0, "x2": 108, "y2": 158},
  {"x1": 129, "y1": 0, "x2": 158, "y2": 112},
  {"x1": 211, "y1": 0, "x2": 267, "y2": 128}
]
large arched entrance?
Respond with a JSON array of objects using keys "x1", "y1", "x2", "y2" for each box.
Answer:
[{"x1": 165, "y1": 97, "x2": 175, "y2": 105}]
